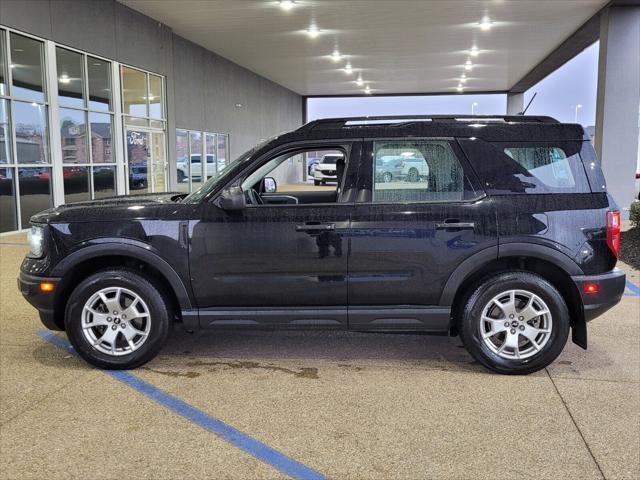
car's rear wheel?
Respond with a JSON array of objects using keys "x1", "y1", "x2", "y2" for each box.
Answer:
[
  {"x1": 177, "y1": 170, "x2": 185, "y2": 183},
  {"x1": 65, "y1": 269, "x2": 170, "y2": 369},
  {"x1": 382, "y1": 172, "x2": 392, "y2": 183},
  {"x1": 407, "y1": 168, "x2": 419, "y2": 182},
  {"x1": 459, "y1": 271, "x2": 569, "y2": 374}
]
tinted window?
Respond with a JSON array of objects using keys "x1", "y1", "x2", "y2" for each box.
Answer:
[
  {"x1": 372, "y1": 140, "x2": 465, "y2": 203},
  {"x1": 490, "y1": 141, "x2": 591, "y2": 194}
]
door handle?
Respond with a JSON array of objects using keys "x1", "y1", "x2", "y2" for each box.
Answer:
[
  {"x1": 295, "y1": 223, "x2": 336, "y2": 232},
  {"x1": 435, "y1": 220, "x2": 475, "y2": 230}
]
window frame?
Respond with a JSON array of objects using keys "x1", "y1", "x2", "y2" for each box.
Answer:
[
  {"x1": 359, "y1": 137, "x2": 485, "y2": 205},
  {"x1": 209, "y1": 139, "x2": 360, "y2": 208}
]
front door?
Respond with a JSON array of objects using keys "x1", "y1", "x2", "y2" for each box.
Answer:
[
  {"x1": 125, "y1": 129, "x2": 167, "y2": 194},
  {"x1": 189, "y1": 142, "x2": 360, "y2": 328},
  {"x1": 348, "y1": 138, "x2": 497, "y2": 330}
]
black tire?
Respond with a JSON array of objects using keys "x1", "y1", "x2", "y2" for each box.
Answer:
[
  {"x1": 459, "y1": 271, "x2": 570, "y2": 375},
  {"x1": 64, "y1": 269, "x2": 170, "y2": 370},
  {"x1": 382, "y1": 172, "x2": 392, "y2": 183},
  {"x1": 407, "y1": 168, "x2": 419, "y2": 182},
  {"x1": 314, "y1": 180, "x2": 320, "y2": 186},
  {"x1": 177, "y1": 170, "x2": 185, "y2": 183}
]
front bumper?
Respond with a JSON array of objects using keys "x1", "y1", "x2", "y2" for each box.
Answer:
[
  {"x1": 571, "y1": 268, "x2": 626, "y2": 322},
  {"x1": 314, "y1": 170, "x2": 337, "y2": 181},
  {"x1": 18, "y1": 271, "x2": 62, "y2": 330}
]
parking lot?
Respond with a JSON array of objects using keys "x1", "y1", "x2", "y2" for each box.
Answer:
[{"x1": 1, "y1": 231, "x2": 638, "y2": 480}]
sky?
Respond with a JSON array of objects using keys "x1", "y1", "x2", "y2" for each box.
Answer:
[{"x1": 308, "y1": 42, "x2": 599, "y2": 128}]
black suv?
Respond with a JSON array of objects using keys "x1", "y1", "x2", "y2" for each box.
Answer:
[{"x1": 19, "y1": 115, "x2": 626, "y2": 374}]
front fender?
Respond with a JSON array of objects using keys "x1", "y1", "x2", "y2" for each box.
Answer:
[{"x1": 51, "y1": 240, "x2": 193, "y2": 310}]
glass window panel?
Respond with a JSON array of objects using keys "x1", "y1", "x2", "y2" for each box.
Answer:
[
  {"x1": 149, "y1": 120, "x2": 164, "y2": 130},
  {"x1": 148, "y1": 74, "x2": 162, "y2": 119},
  {"x1": 205, "y1": 133, "x2": 217, "y2": 179},
  {"x1": 63, "y1": 166, "x2": 90, "y2": 204},
  {"x1": 126, "y1": 129, "x2": 150, "y2": 194},
  {"x1": 14, "y1": 101, "x2": 48, "y2": 164},
  {"x1": 373, "y1": 140, "x2": 464, "y2": 203},
  {"x1": 124, "y1": 116, "x2": 148, "y2": 127},
  {"x1": 87, "y1": 57, "x2": 112, "y2": 111},
  {"x1": 59, "y1": 108, "x2": 87, "y2": 164},
  {"x1": 0, "y1": 100, "x2": 11, "y2": 163},
  {"x1": 121, "y1": 66, "x2": 147, "y2": 117},
  {"x1": 89, "y1": 112, "x2": 112, "y2": 163},
  {"x1": 9, "y1": 33, "x2": 45, "y2": 102},
  {"x1": 0, "y1": 30, "x2": 7, "y2": 96},
  {"x1": 189, "y1": 131, "x2": 203, "y2": 191},
  {"x1": 175, "y1": 129, "x2": 189, "y2": 192},
  {"x1": 56, "y1": 47, "x2": 84, "y2": 108},
  {"x1": 0, "y1": 167, "x2": 17, "y2": 232},
  {"x1": 217, "y1": 134, "x2": 228, "y2": 172},
  {"x1": 150, "y1": 131, "x2": 166, "y2": 193},
  {"x1": 18, "y1": 167, "x2": 52, "y2": 226},
  {"x1": 93, "y1": 165, "x2": 116, "y2": 198},
  {"x1": 503, "y1": 147, "x2": 576, "y2": 189}
]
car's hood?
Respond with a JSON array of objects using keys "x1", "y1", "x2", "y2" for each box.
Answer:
[{"x1": 31, "y1": 192, "x2": 187, "y2": 224}]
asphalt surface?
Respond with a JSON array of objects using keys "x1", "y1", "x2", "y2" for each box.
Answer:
[{"x1": 1, "y1": 230, "x2": 638, "y2": 479}]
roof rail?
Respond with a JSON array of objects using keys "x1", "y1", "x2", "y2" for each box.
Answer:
[{"x1": 300, "y1": 115, "x2": 559, "y2": 131}]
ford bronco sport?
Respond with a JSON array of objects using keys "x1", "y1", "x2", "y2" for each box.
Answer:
[{"x1": 19, "y1": 115, "x2": 626, "y2": 374}]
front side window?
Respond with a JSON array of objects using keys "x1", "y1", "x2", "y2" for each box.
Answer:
[
  {"x1": 241, "y1": 147, "x2": 347, "y2": 205},
  {"x1": 373, "y1": 140, "x2": 465, "y2": 203}
]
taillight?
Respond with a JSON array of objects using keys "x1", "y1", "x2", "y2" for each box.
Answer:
[{"x1": 606, "y1": 210, "x2": 621, "y2": 257}]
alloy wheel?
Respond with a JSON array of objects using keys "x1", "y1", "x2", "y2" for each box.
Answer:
[
  {"x1": 480, "y1": 289, "x2": 553, "y2": 360},
  {"x1": 81, "y1": 287, "x2": 151, "y2": 356}
]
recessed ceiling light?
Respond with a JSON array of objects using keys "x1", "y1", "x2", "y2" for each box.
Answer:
[
  {"x1": 235, "y1": 103, "x2": 243, "y2": 108},
  {"x1": 307, "y1": 25, "x2": 320, "y2": 38},
  {"x1": 460, "y1": 77, "x2": 467, "y2": 83},
  {"x1": 364, "y1": 85, "x2": 371, "y2": 94},
  {"x1": 59, "y1": 74, "x2": 70, "y2": 84},
  {"x1": 92, "y1": 62, "x2": 102, "y2": 66},
  {"x1": 461, "y1": 73, "x2": 467, "y2": 79},
  {"x1": 470, "y1": 46, "x2": 479, "y2": 57},
  {"x1": 465, "y1": 60, "x2": 473, "y2": 71},
  {"x1": 344, "y1": 63, "x2": 353, "y2": 75},
  {"x1": 13, "y1": 48, "x2": 24, "y2": 52},
  {"x1": 10, "y1": 64, "x2": 15, "y2": 69},
  {"x1": 479, "y1": 16, "x2": 492, "y2": 31},
  {"x1": 355, "y1": 76, "x2": 364, "y2": 86},
  {"x1": 278, "y1": 0, "x2": 296, "y2": 11},
  {"x1": 457, "y1": 86, "x2": 464, "y2": 92},
  {"x1": 331, "y1": 50, "x2": 342, "y2": 62}
]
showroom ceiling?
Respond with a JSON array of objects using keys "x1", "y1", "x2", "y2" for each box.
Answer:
[{"x1": 120, "y1": 0, "x2": 606, "y2": 96}]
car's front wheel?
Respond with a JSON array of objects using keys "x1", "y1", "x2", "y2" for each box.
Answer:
[
  {"x1": 65, "y1": 269, "x2": 170, "y2": 369},
  {"x1": 459, "y1": 271, "x2": 569, "y2": 374}
]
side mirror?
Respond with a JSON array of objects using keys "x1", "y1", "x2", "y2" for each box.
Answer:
[
  {"x1": 218, "y1": 186, "x2": 246, "y2": 210},
  {"x1": 264, "y1": 177, "x2": 277, "y2": 193}
]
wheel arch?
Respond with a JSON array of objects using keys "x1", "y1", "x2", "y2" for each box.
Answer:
[
  {"x1": 442, "y1": 244, "x2": 586, "y2": 348},
  {"x1": 50, "y1": 243, "x2": 193, "y2": 330}
]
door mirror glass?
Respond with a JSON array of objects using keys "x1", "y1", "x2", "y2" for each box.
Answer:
[
  {"x1": 264, "y1": 177, "x2": 277, "y2": 193},
  {"x1": 218, "y1": 186, "x2": 246, "y2": 210}
]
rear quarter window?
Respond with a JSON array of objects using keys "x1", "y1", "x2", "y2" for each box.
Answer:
[{"x1": 459, "y1": 139, "x2": 591, "y2": 194}]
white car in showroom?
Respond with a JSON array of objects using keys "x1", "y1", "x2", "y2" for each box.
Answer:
[
  {"x1": 313, "y1": 153, "x2": 343, "y2": 185},
  {"x1": 176, "y1": 154, "x2": 216, "y2": 182}
]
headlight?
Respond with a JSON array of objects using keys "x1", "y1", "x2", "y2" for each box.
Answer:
[{"x1": 27, "y1": 225, "x2": 45, "y2": 257}]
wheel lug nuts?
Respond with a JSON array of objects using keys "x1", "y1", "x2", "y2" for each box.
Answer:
[
  {"x1": 519, "y1": 325, "x2": 525, "y2": 331},
  {"x1": 509, "y1": 314, "x2": 514, "y2": 319},
  {"x1": 519, "y1": 316, "x2": 524, "y2": 321},
  {"x1": 113, "y1": 311, "x2": 118, "y2": 315},
  {"x1": 504, "y1": 322, "x2": 510, "y2": 327},
  {"x1": 121, "y1": 324, "x2": 126, "y2": 328},
  {"x1": 121, "y1": 314, "x2": 126, "y2": 319},
  {"x1": 107, "y1": 317, "x2": 112, "y2": 322},
  {"x1": 510, "y1": 328, "x2": 516, "y2": 334},
  {"x1": 111, "y1": 325, "x2": 117, "y2": 330}
]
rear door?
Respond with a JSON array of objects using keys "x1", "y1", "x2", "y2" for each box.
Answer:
[{"x1": 348, "y1": 137, "x2": 497, "y2": 330}]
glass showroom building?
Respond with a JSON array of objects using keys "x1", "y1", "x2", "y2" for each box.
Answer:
[{"x1": 0, "y1": 2, "x2": 302, "y2": 233}]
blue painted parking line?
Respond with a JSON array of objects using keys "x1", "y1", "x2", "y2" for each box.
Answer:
[
  {"x1": 37, "y1": 331, "x2": 326, "y2": 480},
  {"x1": 624, "y1": 280, "x2": 640, "y2": 297}
]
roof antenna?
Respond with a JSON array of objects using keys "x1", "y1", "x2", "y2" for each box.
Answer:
[{"x1": 519, "y1": 92, "x2": 537, "y2": 115}]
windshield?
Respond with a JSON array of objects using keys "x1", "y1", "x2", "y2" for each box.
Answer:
[{"x1": 182, "y1": 143, "x2": 265, "y2": 203}]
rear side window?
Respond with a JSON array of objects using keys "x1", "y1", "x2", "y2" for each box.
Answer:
[
  {"x1": 372, "y1": 140, "x2": 470, "y2": 202},
  {"x1": 503, "y1": 146, "x2": 575, "y2": 189},
  {"x1": 484, "y1": 141, "x2": 591, "y2": 194}
]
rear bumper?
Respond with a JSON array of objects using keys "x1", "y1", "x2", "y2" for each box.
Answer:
[
  {"x1": 18, "y1": 272, "x2": 62, "y2": 330},
  {"x1": 571, "y1": 268, "x2": 626, "y2": 322}
]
